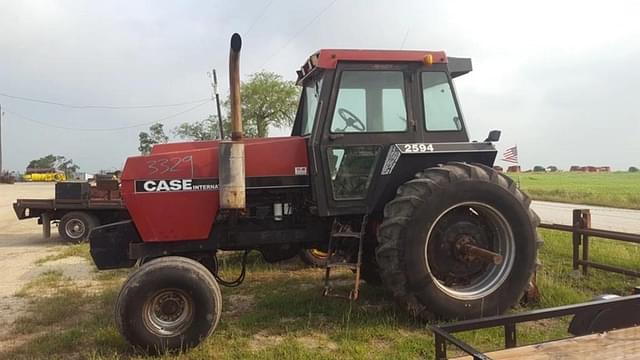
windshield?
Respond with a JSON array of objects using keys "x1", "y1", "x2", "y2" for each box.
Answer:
[{"x1": 301, "y1": 76, "x2": 323, "y2": 135}]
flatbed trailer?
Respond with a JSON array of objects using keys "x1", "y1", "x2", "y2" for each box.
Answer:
[
  {"x1": 451, "y1": 326, "x2": 640, "y2": 359},
  {"x1": 13, "y1": 197, "x2": 129, "y2": 242},
  {"x1": 431, "y1": 292, "x2": 640, "y2": 360}
]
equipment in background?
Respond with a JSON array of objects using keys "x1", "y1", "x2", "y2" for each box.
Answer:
[
  {"x1": 13, "y1": 173, "x2": 126, "y2": 242},
  {"x1": 23, "y1": 168, "x2": 66, "y2": 182}
]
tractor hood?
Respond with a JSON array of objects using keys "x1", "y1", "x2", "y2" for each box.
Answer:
[{"x1": 120, "y1": 136, "x2": 309, "y2": 242}]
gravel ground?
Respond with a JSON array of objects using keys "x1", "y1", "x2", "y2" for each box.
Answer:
[{"x1": 0, "y1": 183, "x2": 93, "y2": 347}]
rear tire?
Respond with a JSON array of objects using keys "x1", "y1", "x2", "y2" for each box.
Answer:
[
  {"x1": 115, "y1": 256, "x2": 222, "y2": 353},
  {"x1": 376, "y1": 162, "x2": 539, "y2": 319},
  {"x1": 58, "y1": 211, "x2": 99, "y2": 242}
]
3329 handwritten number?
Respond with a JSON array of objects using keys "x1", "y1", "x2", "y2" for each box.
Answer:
[{"x1": 146, "y1": 156, "x2": 193, "y2": 175}]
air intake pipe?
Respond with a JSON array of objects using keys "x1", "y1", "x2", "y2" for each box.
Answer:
[{"x1": 219, "y1": 33, "x2": 246, "y2": 210}]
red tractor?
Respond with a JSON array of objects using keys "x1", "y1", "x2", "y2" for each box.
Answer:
[{"x1": 89, "y1": 34, "x2": 539, "y2": 351}]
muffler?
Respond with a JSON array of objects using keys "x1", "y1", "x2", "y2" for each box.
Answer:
[{"x1": 219, "y1": 33, "x2": 246, "y2": 210}]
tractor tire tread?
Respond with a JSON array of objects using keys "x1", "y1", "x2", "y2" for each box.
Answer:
[{"x1": 376, "y1": 162, "x2": 541, "y2": 319}]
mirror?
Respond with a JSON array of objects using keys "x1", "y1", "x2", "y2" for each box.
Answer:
[{"x1": 484, "y1": 130, "x2": 501, "y2": 142}]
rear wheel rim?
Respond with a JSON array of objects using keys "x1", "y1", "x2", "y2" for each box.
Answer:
[
  {"x1": 309, "y1": 249, "x2": 329, "y2": 259},
  {"x1": 143, "y1": 289, "x2": 194, "y2": 337},
  {"x1": 424, "y1": 202, "x2": 515, "y2": 300},
  {"x1": 64, "y1": 219, "x2": 86, "y2": 239}
]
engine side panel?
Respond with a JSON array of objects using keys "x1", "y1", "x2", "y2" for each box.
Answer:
[{"x1": 121, "y1": 137, "x2": 309, "y2": 242}]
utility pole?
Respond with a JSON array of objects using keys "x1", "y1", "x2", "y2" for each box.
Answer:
[
  {"x1": 0, "y1": 104, "x2": 3, "y2": 173},
  {"x1": 208, "y1": 69, "x2": 225, "y2": 139}
]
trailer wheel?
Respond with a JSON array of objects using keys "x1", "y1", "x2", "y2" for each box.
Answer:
[
  {"x1": 115, "y1": 256, "x2": 222, "y2": 353},
  {"x1": 58, "y1": 211, "x2": 99, "y2": 242},
  {"x1": 299, "y1": 248, "x2": 330, "y2": 267},
  {"x1": 376, "y1": 162, "x2": 539, "y2": 319}
]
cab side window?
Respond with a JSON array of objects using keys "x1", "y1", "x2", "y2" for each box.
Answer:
[{"x1": 422, "y1": 72, "x2": 462, "y2": 131}]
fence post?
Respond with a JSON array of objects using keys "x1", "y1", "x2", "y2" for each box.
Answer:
[
  {"x1": 434, "y1": 333, "x2": 447, "y2": 360},
  {"x1": 572, "y1": 210, "x2": 582, "y2": 271},
  {"x1": 582, "y1": 210, "x2": 591, "y2": 276},
  {"x1": 504, "y1": 323, "x2": 517, "y2": 348}
]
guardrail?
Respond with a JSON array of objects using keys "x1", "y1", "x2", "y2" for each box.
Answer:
[{"x1": 539, "y1": 209, "x2": 640, "y2": 277}]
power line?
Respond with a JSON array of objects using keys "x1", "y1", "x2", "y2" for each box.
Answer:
[
  {"x1": 0, "y1": 92, "x2": 211, "y2": 110},
  {"x1": 400, "y1": 25, "x2": 411, "y2": 49},
  {"x1": 257, "y1": 0, "x2": 338, "y2": 70},
  {"x1": 245, "y1": 0, "x2": 275, "y2": 36},
  {"x1": 4, "y1": 100, "x2": 211, "y2": 132}
]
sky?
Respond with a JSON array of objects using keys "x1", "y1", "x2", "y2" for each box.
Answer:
[{"x1": 0, "y1": 0, "x2": 639, "y2": 173}]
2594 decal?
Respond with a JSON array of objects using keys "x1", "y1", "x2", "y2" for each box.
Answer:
[{"x1": 399, "y1": 143, "x2": 435, "y2": 153}]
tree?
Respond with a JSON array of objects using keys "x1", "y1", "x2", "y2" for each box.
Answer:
[
  {"x1": 174, "y1": 71, "x2": 298, "y2": 141},
  {"x1": 224, "y1": 71, "x2": 298, "y2": 138},
  {"x1": 26, "y1": 154, "x2": 80, "y2": 177},
  {"x1": 174, "y1": 115, "x2": 221, "y2": 141},
  {"x1": 27, "y1": 154, "x2": 59, "y2": 169},
  {"x1": 629, "y1": 166, "x2": 639, "y2": 173},
  {"x1": 532, "y1": 165, "x2": 546, "y2": 172},
  {"x1": 138, "y1": 123, "x2": 169, "y2": 155},
  {"x1": 57, "y1": 158, "x2": 80, "y2": 177}
]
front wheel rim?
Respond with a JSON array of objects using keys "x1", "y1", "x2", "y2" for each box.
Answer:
[
  {"x1": 142, "y1": 289, "x2": 194, "y2": 337},
  {"x1": 424, "y1": 202, "x2": 515, "y2": 301}
]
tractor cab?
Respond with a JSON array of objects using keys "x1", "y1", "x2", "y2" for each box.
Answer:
[{"x1": 291, "y1": 50, "x2": 482, "y2": 216}]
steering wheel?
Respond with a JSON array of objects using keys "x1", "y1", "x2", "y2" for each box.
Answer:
[{"x1": 337, "y1": 108, "x2": 366, "y2": 131}]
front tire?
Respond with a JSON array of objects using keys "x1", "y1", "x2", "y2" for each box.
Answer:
[
  {"x1": 115, "y1": 256, "x2": 222, "y2": 353},
  {"x1": 376, "y1": 162, "x2": 539, "y2": 319}
]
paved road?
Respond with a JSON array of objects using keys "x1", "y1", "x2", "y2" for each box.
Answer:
[{"x1": 532, "y1": 200, "x2": 640, "y2": 234}]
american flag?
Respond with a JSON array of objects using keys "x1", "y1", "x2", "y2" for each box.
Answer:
[{"x1": 502, "y1": 145, "x2": 518, "y2": 163}]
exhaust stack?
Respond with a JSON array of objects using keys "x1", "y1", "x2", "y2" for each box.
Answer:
[{"x1": 219, "y1": 33, "x2": 246, "y2": 210}]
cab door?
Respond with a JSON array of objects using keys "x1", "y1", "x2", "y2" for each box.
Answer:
[{"x1": 313, "y1": 63, "x2": 419, "y2": 216}]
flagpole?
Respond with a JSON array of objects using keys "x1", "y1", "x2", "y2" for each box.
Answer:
[{"x1": 517, "y1": 144, "x2": 521, "y2": 188}]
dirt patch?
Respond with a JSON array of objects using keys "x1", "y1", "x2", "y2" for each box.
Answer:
[
  {"x1": 0, "y1": 184, "x2": 95, "y2": 344},
  {"x1": 225, "y1": 294, "x2": 255, "y2": 317},
  {"x1": 0, "y1": 329, "x2": 45, "y2": 353},
  {"x1": 248, "y1": 330, "x2": 338, "y2": 352},
  {"x1": 297, "y1": 333, "x2": 338, "y2": 351},
  {"x1": 248, "y1": 331, "x2": 284, "y2": 351}
]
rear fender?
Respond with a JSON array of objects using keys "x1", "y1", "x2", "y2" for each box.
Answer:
[
  {"x1": 371, "y1": 142, "x2": 498, "y2": 212},
  {"x1": 89, "y1": 220, "x2": 139, "y2": 270}
]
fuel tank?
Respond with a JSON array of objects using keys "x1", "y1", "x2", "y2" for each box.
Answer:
[{"x1": 121, "y1": 136, "x2": 309, "y2": 242}]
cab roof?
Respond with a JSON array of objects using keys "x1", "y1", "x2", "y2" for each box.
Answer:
[
  {"x1": 315, "y1": 49, "x2": 447, "y2": 68},
  {"x1": 296, "y1": 49, "x2": 471, "y2": 84}
]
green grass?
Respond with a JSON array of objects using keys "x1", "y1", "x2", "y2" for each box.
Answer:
[
  {"x1": 511, "y1": 171, "x2": 640, "y2": 209},
  {"x1": 35, "y1": 243, "x2": 92, "y2": 265},
  {"x1": 3, "y1": 232, "x2": 640, "y2": 359},
  {"x1": 14, "y1": 270, "x2": 67, "y2": 298}
]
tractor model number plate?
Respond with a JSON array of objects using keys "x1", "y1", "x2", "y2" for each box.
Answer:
[{"x1": 398, "y1": 143, "x2": 435, "y2": 153}]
